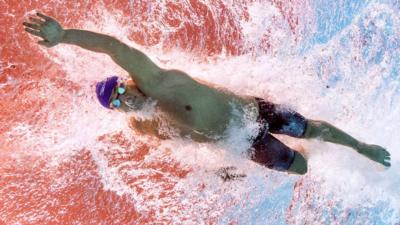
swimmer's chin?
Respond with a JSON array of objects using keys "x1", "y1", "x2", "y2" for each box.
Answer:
[
  {"x1": 118, "y1": 99, "x2": 152, "y2": 113},
  {"x1": 114, "y1": 105, "x2": 137, "y2": 113},
  {"x1": 124, "y1": 102, "x2": 158, "y2": 124}
]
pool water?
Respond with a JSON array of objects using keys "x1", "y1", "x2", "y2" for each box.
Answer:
[{"x1": 1, "y1": 0, "x2": 399, "y2": 224}]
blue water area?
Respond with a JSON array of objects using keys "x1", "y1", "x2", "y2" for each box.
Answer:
[
  {"x1": 301, "y1": 0, "x2": 400, "y2": 101},
  {"x1": 301, "y1": 0, "x2": 368, "y2": 53},
  {"x1": 219, "y1": 180, "x2": 295, "y2": 225}
]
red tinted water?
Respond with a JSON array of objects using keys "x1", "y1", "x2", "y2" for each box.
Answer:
[{"x1": 0, "y1": 1, "x2": 306, "y2": 224}]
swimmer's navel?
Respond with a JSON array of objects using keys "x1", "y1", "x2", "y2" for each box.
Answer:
[{"x1": 185, "y1": 105, "x2": 192, "y2": 111}]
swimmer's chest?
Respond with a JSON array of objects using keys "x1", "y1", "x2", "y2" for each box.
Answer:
[{"x1": 152, "y1": 80, "x2": 233, "y2": 135}]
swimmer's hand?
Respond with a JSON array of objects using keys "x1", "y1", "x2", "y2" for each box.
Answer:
[
  {"x1": 23, "y1": 12, "x2": 65, "y2": 48},
  {"x1": 216, "y1": 166, "x2": 246, "y2": 182},
  {"x1": 357, "y1": 143, "x2": 391, "y2": 167}
]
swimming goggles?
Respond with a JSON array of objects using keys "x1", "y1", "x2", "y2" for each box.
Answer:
[{"x1": 110, "y1": 84, "x2": 126, "y2": 108}]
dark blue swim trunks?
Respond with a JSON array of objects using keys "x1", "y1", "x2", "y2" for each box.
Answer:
[{"x1": 250, "y1": 98, "x2": 308, "y2": 171}]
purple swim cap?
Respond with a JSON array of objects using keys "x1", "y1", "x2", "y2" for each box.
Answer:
[{"x1": 95, "y1": 76, "x2": 119, "y2": 109}]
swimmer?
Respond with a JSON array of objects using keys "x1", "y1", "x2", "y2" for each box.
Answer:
[{"x1": 23, "y1": 13, "x2": 391, "y2": 175}]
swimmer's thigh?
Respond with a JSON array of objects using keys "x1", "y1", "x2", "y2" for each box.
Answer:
[
  {"x1": 258, "y1": 99, "x2": 308, "y2": 138},
  {"x1": 250, "y1": 133, "x2": 297, "y2": 172}
]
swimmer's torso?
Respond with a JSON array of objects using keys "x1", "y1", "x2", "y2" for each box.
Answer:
[{"x1": 133, "y1": 69, "x2": 258, "y2": 141}]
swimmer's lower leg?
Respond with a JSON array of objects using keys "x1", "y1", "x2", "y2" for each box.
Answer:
[{"x1": 303, "y1": 120, "x2": 360, "y2": 150}]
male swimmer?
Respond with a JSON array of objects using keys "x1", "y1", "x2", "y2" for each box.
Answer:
[{"x1": 23, "y1": 13, "x2": 391, "y2": 175}]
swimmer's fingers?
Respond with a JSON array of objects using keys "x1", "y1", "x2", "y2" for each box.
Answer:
[
  {"x1": 24, "y1": 27, "x2": 42, "y2": 38},
  {"x1": 383, "y1": 155, "x2": 391, "y2": 166},
  {"x1": 36, "y1": 12, "x2": 55, "y2": 22},
  {"x1": 381, "y1": 148, "x2": 391, "y2": 167},
  {"x1": 29, "y1": 17, "x2": 45, "y2": 25},
  {"x1": 24, "y1": 13, "x2": 64, "y2": 48},
  {"x1": 219, "y1": 166, "x2": 237, "y2": 172},
  {"x1": 382, "y1": 160, "x2": 391, "y2": 167},
  {"x1": 22, "y1": 22, "x2": 40, "y2": 30},
  {"x1": 215, "y1": 166, "x2": 246, "y2": 182}
]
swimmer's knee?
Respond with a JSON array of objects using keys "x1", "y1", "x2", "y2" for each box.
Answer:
[
  {"x1": 303, "y1": 119, "x2": 325, "y2": 139},
  {"x1": 287, "y1": 151, "x2": 308, "y2": 175}
]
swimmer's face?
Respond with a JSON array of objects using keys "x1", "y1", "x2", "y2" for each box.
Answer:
[{"x1": 109, "y1": 81, "x2": 147, "y2": 112}]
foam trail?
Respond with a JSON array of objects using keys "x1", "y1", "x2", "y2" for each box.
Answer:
[{"x1": 153, "y1": 0, "x2": 400, "y2": 223}]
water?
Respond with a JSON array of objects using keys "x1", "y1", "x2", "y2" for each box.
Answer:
[{"x1": 1, "y1": 0, "x2": 399, "y2": 224}]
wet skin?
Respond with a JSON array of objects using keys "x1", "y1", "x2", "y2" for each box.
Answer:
[{"x1": 24, "y1": 13, "x2": 391, "y2": 175}]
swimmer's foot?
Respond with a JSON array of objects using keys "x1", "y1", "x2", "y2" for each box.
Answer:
[
  {"x1": 216, "y1": 166, "x2": 246, "y2": 182},
  {"x1": 356, "y1": 142, "x2": 391, "y2": 167}
]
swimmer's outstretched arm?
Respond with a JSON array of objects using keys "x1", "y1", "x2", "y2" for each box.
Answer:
[
  {"x1": 23, "y1": 12, "x2": 162, "y2": 90},
  {"x1": 303, "y1": 120, "x2": 391, "y2": 167}
]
